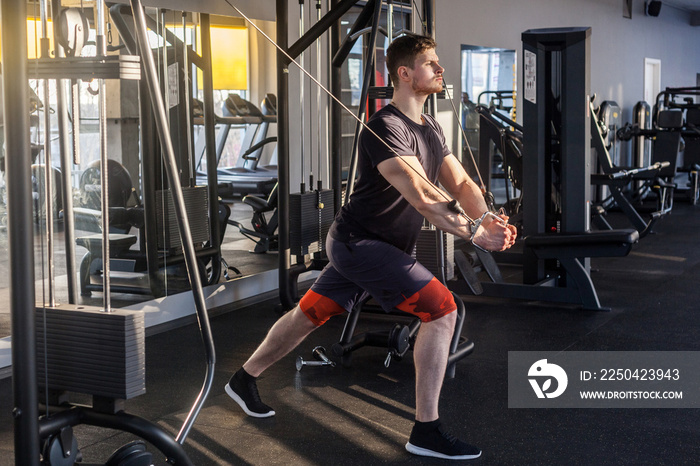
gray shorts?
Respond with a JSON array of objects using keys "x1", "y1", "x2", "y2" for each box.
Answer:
[{"x1": 310, "y1": 235, "x2": 436, "y2": 313}]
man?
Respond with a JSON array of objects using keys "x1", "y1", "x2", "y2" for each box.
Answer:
[{"x1": 225, "y1": 33, "x2": 517, "y2": 460}]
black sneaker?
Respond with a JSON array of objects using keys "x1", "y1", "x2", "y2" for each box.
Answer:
[
  {"x1": 225, "y1": 369, "x2": 275, "y2": 418},
  {"x1": 405, "y1": 422, "x2": 481, "y2": 460}
]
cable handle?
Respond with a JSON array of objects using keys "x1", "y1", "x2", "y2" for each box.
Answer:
[
  {"x1": 447, "y1": 198, "x2": 509, "y2": 250},
  {"x1": 447, "y1": 199, "x2": 465, "y2": 215}
]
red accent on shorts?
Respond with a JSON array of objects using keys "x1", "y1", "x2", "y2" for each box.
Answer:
[
  {"x1": 299, "y1": 290, "x2": 346, "y2": 326},
  {"x1": 395, "y1": 277, "x2": 457, "y2": 322}
]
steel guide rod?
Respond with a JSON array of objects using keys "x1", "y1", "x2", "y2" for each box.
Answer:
[
  {"x1": 51, "y1": 0, "x2": 79, "y2": 304},
  {"x1": 183, "y1": 12, "x2": 195, "y2": 187},
  {"x1": 316, "y1": 0, "x2": 324, "y2": 189},
  {"x1": 96, "y1": 0, "x2": 114, "y2": 312},
  {"x1": 129, "y1": 0, "x2": 215, "y2": 444},
  {"x1": 3, "y1": 0, "x2": 41, "y2": 462},
  {"x1": 300, "y1": 0, "x2": 306, "y2": 193},
  {"x1": 40, "y1": 0, "x2": 56, "y2": 307},
  {"x1": 344, "y1": 0, "x2": 382, "y2": 203}
]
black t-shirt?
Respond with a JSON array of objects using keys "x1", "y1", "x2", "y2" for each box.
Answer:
[{"x1": 330, "y1": 104, "x2": 450, "y2": 253}]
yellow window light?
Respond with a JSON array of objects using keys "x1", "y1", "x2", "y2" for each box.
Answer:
[
  {"x1": 27, "y1": 18, "x2": 55, "y2": 59},
  {"x1": 197, "y1": 25, "x2": 248, "y2": 91},
  {"x1": 0, "y1": 19, "x2": 56, "y2": 61}
]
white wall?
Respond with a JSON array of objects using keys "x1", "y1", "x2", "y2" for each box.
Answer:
[{"x1": 434, "y1": 0, "x2": 700, "y2": 153}]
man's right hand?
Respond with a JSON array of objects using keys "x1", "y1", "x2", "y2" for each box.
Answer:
[{"x1": 471, "y1": 213, "x2": 517, "y2": 252}]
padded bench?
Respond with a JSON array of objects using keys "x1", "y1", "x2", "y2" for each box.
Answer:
[
  {"x1": 523, "y1": 229, "x2": 639, "y2": 310},
  {"x1": 524, "y1": 229, "x2": 639, "y2": 258}
]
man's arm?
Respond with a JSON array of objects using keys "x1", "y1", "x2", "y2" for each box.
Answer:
[
  {"x1": 438, "y1": 154, "x2": 489, "y2": 220},
  {"x1": 377, "y1": 155, "x2": 474, "y2": 241},
  {"x1": 438, "y1": 154, "x2": 517, "y2": 251}
]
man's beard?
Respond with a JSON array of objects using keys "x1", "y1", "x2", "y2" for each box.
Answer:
[{"x1": 411, "y1": 78, "x2": 443, "y2": 95}]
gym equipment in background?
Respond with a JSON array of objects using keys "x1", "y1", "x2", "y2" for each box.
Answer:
[
  {"x1": 195, "y1": 93, "x2": 278, "y2": 199},
  {"x1": 591, "y1": 100, "x2": 680, "y2": 237},
  {"x1": 450, "y1": 27, "x2": 639, "y2": 311},
  {"x1": 654, "y1": 87, "x2": 700, "y2": 204},
  {"x1": 228, "y1": 182, "x2": 279, "y2": 253},
  {"x1": 476, "y1": 105, "x2": 524, "y2": 223},
  {"x1": 105, "y1": 4, "x2": 228, "y2": 297}
]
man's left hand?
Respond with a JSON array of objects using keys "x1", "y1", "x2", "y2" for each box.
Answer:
[{"x1": 472, "y1": 213, "x2": 517, "y2": 252}]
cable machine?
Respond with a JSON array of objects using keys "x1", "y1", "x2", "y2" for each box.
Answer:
[
  {"x1": 6, "y1": 0, "x2": 217, "y2": 463},
  {"x1": 268, "y1": 0, "x2": 362, "y2": 310}
]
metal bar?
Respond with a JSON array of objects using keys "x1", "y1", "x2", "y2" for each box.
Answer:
[
  {"x1": 51, "y1": 0, "x2": 78, "y2": 304},
  {"x1": 97, "y1": 0, "x2": 113, "y2": 312},
  {"x1": 300, "y1": 0, "x2": 307, "y2": 193},
  {"x1": 160, "y1": 10, "x2": 170, "y2": 128},
  {"x1": 200, "y1": 14, "x2": 222, "y2": 276},
  {"x1": 316, "y1": 0, "x2": 323, "y2": 189},
  {"x1": 288, "y1": 0, "x2": 360, "y2": 63},
  {"x1": 424, "y1": 0, "x2": 437, "y2": 115},
  {"x1": 39, "y1": 0, "x2": 56, "y2": 307},
  {"x1": 28, "y1": 55, "x2": 141, "y2": 80},
  {"x1": 3, "y1": 0, "x2": 41, "y2": 461},
  {"x1": 111, "y1": 3, "x2": 162, "y2": 296},
  {"x1": 129, "y1": 0, "x2": 216, "y2": 444},
  {"x1": 331, "y1": 0, "x2": 342, "y2": 213},
  {"x1": 42, "y1": 81, "x2": 56, "y2": 307},
  {"x1": 331, "y1": 0, "x2": 376, "y2": 68},
  {"x1": 387, "y1": 0, "x2": 393, "y2": 43},
  {"x1": 109, "y1": 3, "x2": 138, "y2": 55},
  {"x1": 344, "y1": 0, "x2": 382, "y2": 203},
  {"x1": 423, "y1": 0, "x2": 435, "y2": 37},
  {"x1": 110, "y1": 4, "x2": 208, "y2": 72},
  {"x1": 139, "y1": 79, "x2": 162, "y2": 295},
  {"x1": 277, "y1": 0, "x2": 296, "y2": 310},
  {"x1": 39, "y1": 407, "x2": 193, "y2": 466},
  {"x1": 182, "y1": 12, "x2": 195, "y2": 187}
]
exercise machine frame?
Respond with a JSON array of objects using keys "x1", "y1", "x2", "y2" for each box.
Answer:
[
  {"x1": 450, "y1": 27, "x2": 639, "y2": 311},
  {"x1": 5, "y1": 1, "x2": 216, "y2": 463}
]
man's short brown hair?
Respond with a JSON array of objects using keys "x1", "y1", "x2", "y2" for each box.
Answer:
[{"x1": 386, "y1": 33, "x2": 437, "y2": 86}]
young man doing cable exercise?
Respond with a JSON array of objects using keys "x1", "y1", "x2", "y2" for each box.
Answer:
[{"x1": 225, "y1": 33, "x2": 517, "y2": 460}]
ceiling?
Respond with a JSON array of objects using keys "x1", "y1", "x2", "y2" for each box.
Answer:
[{"x1": 665, "y1": 0, "x2": 700, "y2": 12}]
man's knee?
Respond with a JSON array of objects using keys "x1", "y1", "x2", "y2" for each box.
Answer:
[
  {"x1": 395, "y1": 278, "x2": 457, "y2": 322},
  {"x1": 299, "y1": 290, "x2": 346, "y2": 326}
]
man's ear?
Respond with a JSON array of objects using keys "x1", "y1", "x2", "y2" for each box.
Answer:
[{"x1": 396, "y1": 65, "x2": 410, "y2": 82}]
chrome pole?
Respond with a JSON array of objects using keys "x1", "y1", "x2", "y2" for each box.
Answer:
[
  {"x1": 130, "y1": 0, "x2": 215, "y2": 444},
  {"x1": 3, "y1": 0, "x2": 41, "y2": 460},
  {"x1": 40, "y1": 0, "x2": 55, "y2": 306},
  {"x1": 97, "y1": 0, "x2": 112, "y2": 311}
]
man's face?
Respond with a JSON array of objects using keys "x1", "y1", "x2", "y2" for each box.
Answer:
[{"x1": 408, "y1": 48, "x2": 444, "y2": 95}]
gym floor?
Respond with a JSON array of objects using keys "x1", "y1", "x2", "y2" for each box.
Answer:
[{"x1": 1, "y1": 202, "x2": 700, "y2": 465}]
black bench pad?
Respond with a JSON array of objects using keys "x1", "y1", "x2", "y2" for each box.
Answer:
[{"x1": 524, "y1": 229, "x2": 639, "y2": 258}]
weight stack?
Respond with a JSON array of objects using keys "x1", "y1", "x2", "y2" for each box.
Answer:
[
  {"x1": 290, "y1": 189, "x2": 335, "y2": 256},
  {"x1": 155, "y1": 186, "x2": 210, "y2": 249},
  {"x1": 413, "y1": 227, "x2": 454, "y2": 280},
  {"x1": 36, "y1": 304, "x2": 146, "y2": 400}
]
